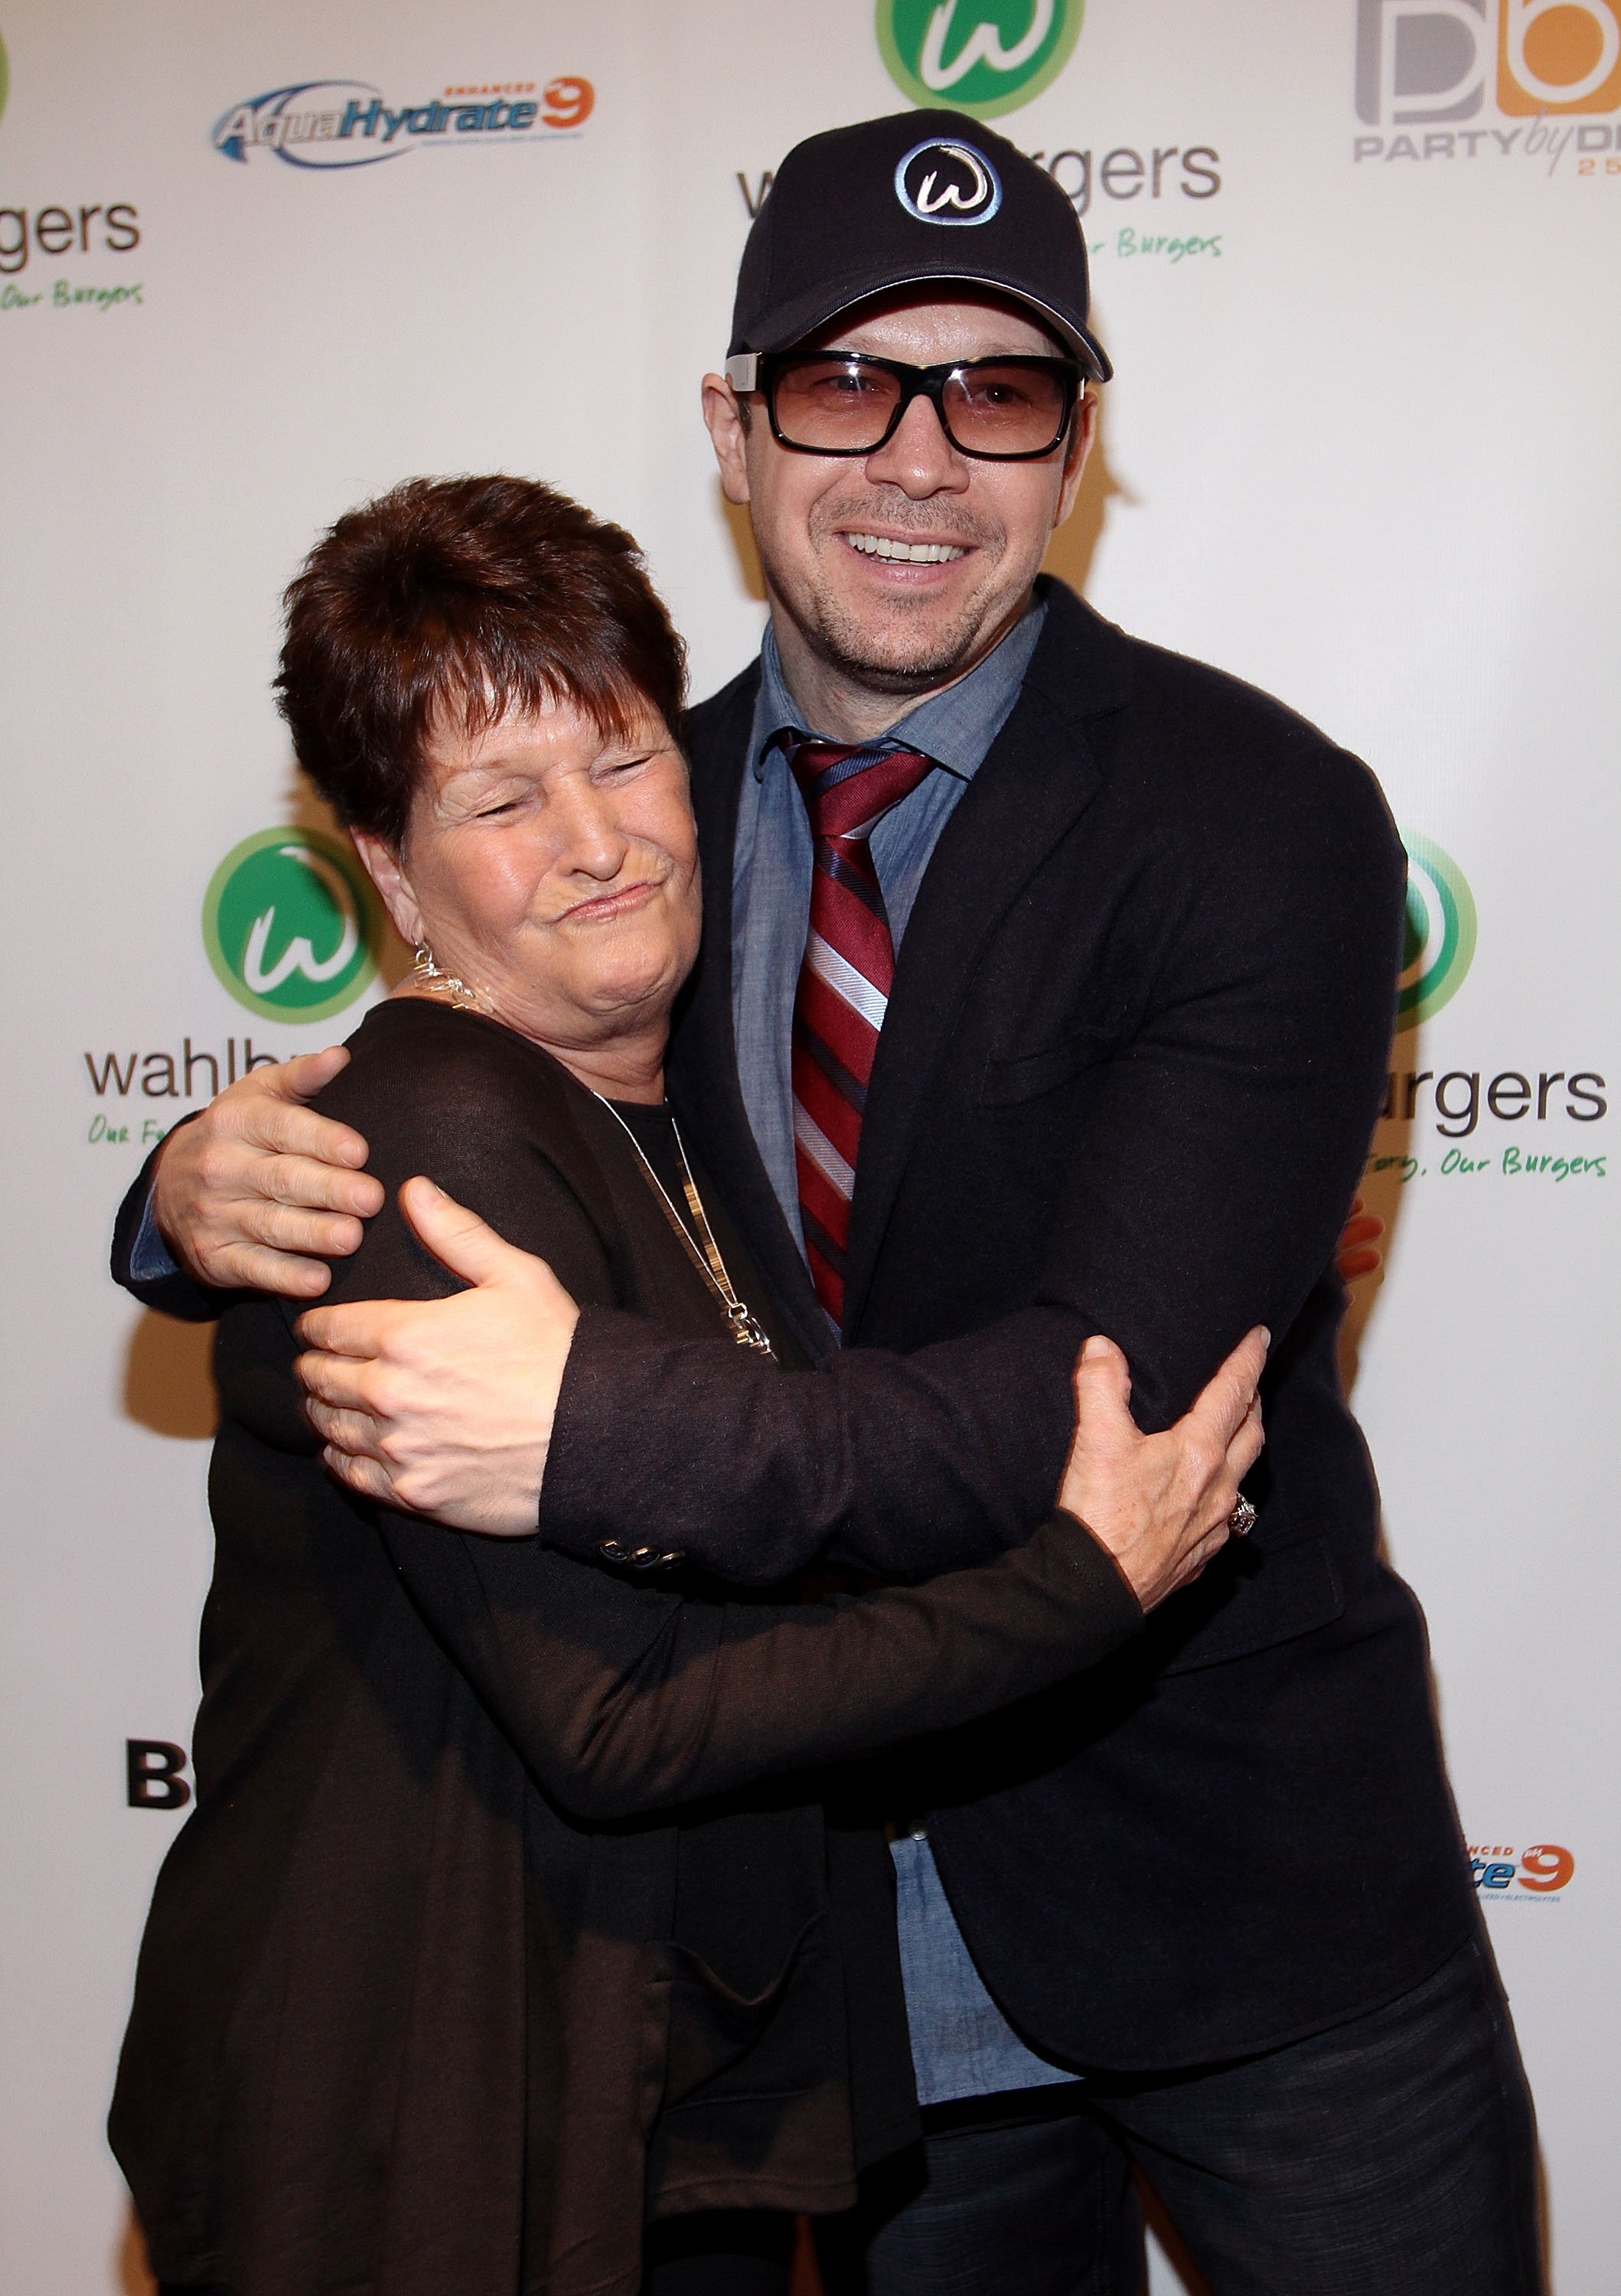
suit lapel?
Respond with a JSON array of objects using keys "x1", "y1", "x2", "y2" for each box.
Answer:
[
  {"x1": 669, "y1": 666, "x2": 831, "y2": 1360},
  {"x1": 843, "y1": 590, "x2": 1136, "y2": 1335}
]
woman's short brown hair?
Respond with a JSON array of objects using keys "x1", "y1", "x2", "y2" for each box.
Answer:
[{"x1": 276, "y1": 475, "x2": 687, "y2": 846}]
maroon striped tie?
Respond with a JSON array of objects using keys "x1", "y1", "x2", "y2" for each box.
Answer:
[{"x1": 786, "y1": 737, "x2": 935, "y2": 1324}]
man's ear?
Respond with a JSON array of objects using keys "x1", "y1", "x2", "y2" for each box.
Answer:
[
  {"x1": 351, "y1": 829, "x2": 425, "y2": 951},
  {"x1": 1054, "y1": 390, "x2": 1099, "y2": 529},
  {"x1": 701, "y1": 373, "x2": 753, "y2": 507}
]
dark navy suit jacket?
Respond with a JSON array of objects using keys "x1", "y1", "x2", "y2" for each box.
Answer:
[{"x1": 540, "y1": 579, "x2": 1477, "y2": 2069}]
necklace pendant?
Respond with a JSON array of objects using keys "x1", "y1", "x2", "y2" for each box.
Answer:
[{"x1": 727, "y1": 1303, "x2": 775, "y2": 1357}]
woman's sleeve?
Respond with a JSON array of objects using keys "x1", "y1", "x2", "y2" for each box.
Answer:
[
  {"x1": 381, "y1": 1506, "x2": 1140, "y2": 1825},
  {"x1": 315, "y1": 1039, "x2": 1143, "y2": 1825}
]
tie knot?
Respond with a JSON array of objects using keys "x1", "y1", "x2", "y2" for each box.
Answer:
[{"x1": 784, "y1": 736, "x2": 934, "y2": 843}]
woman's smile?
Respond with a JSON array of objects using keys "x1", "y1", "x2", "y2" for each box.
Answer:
[
  {"x1": 556, "y1": 876, "x2": 664, "y2": 926},
  {"x1": 351, "y1": 696, "x2": 702, "y2": 1102}
]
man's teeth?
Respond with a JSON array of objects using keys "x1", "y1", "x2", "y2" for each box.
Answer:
[{"x1": 844, "y1": 532, "x2": 966, "y2": 563}]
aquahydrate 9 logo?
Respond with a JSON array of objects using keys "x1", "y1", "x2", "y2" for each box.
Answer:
[
  {"x1": 212, "y1": 77, "x2": 593, "y2": 168},
  {"x1": 1356, "y1": 0, "x2": 1621, "y2": 124}
]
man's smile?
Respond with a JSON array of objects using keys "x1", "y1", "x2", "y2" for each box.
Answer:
[{"x1": 840, "y1": 530, "x2": 969, "y2": 565}]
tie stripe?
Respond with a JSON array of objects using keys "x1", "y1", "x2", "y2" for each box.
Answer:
[
  {"x1": 804, "y1": 931, "x2": 888, "y2": 1033},
  {"x1": 784, "y1": 735, "x2": 934, "y2": 1324}
]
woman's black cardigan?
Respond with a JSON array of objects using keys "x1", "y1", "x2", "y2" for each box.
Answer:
[{"x1": 109, "y1": 998, "x2": 1141, "y2": 2296}]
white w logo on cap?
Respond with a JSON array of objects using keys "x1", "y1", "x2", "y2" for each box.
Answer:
[
  {"x1": 919, "y1": 0, "x2": 1055, "y2": 89},
  {"x1": 894, "y1": 137, "x2": 1003, "y2": 224},
  {"x1": 913, "y1": 144, "x2": 992, "y2": 213}
]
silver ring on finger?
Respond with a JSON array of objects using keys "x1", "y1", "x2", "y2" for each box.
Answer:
[{"x1": 1228, "y1": 1496, "x2": 1257, "y2": 1538}]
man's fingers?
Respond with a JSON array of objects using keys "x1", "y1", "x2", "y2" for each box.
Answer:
[
  {"x1": 398, "y1": 1177, "x2": 539, "y2": 1288},
  {"x1": 226, "y1": 1091, "x2": 376, "y2": 1178},
  {"x1": 215, "y1": 1244, "x2": 334, "y2": 1299},
  {"x1": 294, "y1": 1296, "x2": 405, "y2": 1357},
  {"x1": 254, "y1": 1150, "x2": 384, "y2": 1218},
  {"x1": 295, "y1": 1343, "x2": 390, "y2": 1407},
  {"x1": 232, "y1": 1199, "x2": 367, "y2": 1259},
  {"x1": 266, "y1": 1045, "x2": 359, "y2": 1115},
  {"x1": 321, "y1": 1445, "x2": 402, "y2": 1506},
  {"x1": 305, "y1": 1398, "x2": 385, "y2": 1459},
  {"x1": 1338, "y1": 1245, "x2": 1382, "y2": 1281}
]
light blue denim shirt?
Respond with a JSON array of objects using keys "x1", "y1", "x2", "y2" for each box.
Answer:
[
  {"x1": 733, "y1": 600, "x2": 1080, "y2": 2106},
  {"x1": 732, "y1": 603, "x2": 1045, "y2": 1255}
]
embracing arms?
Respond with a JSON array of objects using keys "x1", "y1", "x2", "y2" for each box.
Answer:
[
  {"x1": 247, "y1": 1031, "x2": 1261, "y2": 1823},
  {"x1": 116, "y1": 730, "x2": 1396, "y2": 1586},
  {"x1": 384, "y1": 1323, "x2": 1261, "y2": 1825}
]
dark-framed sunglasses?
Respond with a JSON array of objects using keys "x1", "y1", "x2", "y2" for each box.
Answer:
[{"x1": 724, "y1": 349, "x2": 1084, "y2": 463}]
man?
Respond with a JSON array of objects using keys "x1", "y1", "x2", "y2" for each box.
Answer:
[{"x1": 119, "y1": 114, "x2": 1538, "y2": 2294}]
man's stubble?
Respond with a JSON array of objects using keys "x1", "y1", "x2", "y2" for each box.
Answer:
[{"x1": 772, "y1": 494, "x2": 1021, "y2": 701}]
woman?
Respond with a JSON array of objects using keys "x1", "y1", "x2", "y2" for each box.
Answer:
[{"x1": 111, "y1": 478, "x2": 1262, "y2": 2296}]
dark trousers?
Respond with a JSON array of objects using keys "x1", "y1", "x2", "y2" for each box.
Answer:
[{"x1": 816, "y1": 1932, "x2": 1544, "y2": 2296}]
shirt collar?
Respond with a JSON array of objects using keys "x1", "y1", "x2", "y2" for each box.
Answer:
[{"x1": 752, "y1": 595, "x2": 1047, "y2": 784}]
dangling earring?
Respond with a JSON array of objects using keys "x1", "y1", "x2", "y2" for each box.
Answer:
[{"x1": 408, "y1": 943, "x2": 491, "y2": 1015}]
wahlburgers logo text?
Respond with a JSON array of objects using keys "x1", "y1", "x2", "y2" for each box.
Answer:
[{"x1": 202, "y1": 828, "x2": 381, "y2": 1022}]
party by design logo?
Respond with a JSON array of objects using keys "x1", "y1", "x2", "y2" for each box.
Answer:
[
  {"x1": 1397, "y1": 832, "x2": 1477, "y2": 1031},
  {"x1": 876, "y1": 0, "x2": 1085, "y2": 119},
  {"x1": 1354, "y1": 1, "x2": 1621, "y2": 166},
  {"x1": 895, "y1": 135, "x2": 1004, "y2": 223},
  {"x1": 202, "y1": 830, "x2": 381, "y2": 1022},
  {"x1": 212, "y1": 75, "x2": 593, "y2": 169},
  {"x1": 1357, "y1": 0, "x2": 1621, "y2": 120}
]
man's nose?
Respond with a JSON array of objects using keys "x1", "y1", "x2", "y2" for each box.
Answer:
[{"x1": 863, "y1": 391, "x2": 971, "y2": 500}]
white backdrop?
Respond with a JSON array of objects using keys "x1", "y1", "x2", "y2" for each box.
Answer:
[{"x1": 2, "y1": 2, "x2": 1616, "y2": 2289}]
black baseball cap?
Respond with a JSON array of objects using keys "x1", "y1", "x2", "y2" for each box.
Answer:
[{"x1": 728, "y1": 109, "x2": 1110, "y2": 383}]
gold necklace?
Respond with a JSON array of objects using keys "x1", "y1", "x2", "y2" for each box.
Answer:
[{"x1": 592, "y1": 1094, "x2": 775, "y2": 1358}]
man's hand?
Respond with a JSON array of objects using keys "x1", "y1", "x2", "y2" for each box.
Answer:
[
  {"x1": 1059, "y1": 1327, "x2": 1267, "y2": 1613},
  {"x1": 295, "y1": 1178, "x2": 582, "y2": 1534},
  {"x1": 152, "y1": 1048, "x2": 383, "y2": 1297},
  {"x1": 1336, "y1": 1195, "x2": 1384, "y2": 1283}
]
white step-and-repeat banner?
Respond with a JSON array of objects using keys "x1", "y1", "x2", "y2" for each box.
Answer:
[{"x1": 2, "y1": 2, "x2": 1616, "y2": 2288}]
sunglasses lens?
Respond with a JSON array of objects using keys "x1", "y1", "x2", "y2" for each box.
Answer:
[
  {"x1": 944, "y1": 364, "x2": 1071, "y2": 455},
  {"x1": 767, "y1": 357, "x2": 1073, "y2": 458},
  {"x1": 769, "y1": 358, "x2": 902, "y2": 451}
]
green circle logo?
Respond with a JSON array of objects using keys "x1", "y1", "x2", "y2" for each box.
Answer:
[
  {"x1": 202, "y1": 827, "x2": 381, "y2": 1022},
  {"x1": 0, "y1": 34, "x2": 9, "y2": 132},
  {"x1": 876, "y1": 0, "x2": 1084, "y2": 117},
  {"x1": 1396, "y1": 832, "x2": 1477, "y2": 1032}
]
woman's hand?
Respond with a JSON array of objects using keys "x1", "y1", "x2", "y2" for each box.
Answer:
[{"x1": 1057, "y1": 1327, "x2": 1268, "y2": 1613}]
